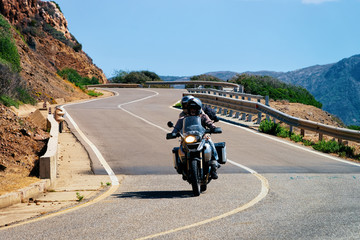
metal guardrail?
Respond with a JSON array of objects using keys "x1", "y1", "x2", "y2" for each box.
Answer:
[
  {"x1": 186, "y1": 93, "x2": 360, "y2": 143},
  {"x1": 187, "y1": 88, "x2": 264, "y2": 102},
  {"x1": 86, "y1": 83, "x2": 141, "y2": 88},
  {"x1": 145, "y1": 81, "x2": 241, "y2": 92}
]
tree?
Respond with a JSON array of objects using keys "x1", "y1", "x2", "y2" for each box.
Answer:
[{"x1": 111, "y1": 70, "x2": 128, "y2": 83}]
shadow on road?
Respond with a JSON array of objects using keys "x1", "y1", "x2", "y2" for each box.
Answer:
[{"x1": 113, "y1": 190, "x2": 194, "y2": 199}]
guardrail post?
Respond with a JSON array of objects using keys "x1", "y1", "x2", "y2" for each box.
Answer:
[
  {"x1": 301, "y1": 129, "x2": 305, "y2": 137},
  {"x1": 338, "y1": 138, "x2": 343, "y2": 144},
  {"x1": 319, "y1": 133, "x2": 323, "y2": 141},
  {"x1": 228, "y1": 110, "x2": 233, "y2": 117},
  {"x1": 223, "y1": 109, "x2": 227, "y2": 116},
  {"x1": 241, "y1": 113, "x2": 246, "y2": 120},
  {"x1": 257, "y1": 112, "x2": 262, "y2": 124},
  {"x1": 235, "y1": 112, "x2": 240, "y2": 119},
  {"x1": 265, "y1": 95, "x2": 270, "y2": 121},
  {"x1": 247, "y1": 114, "x2": 253, "y2": 122},
  {"x1": 218, "y1": 107, "x2": 222, "y2": 114},
  {"x1": 289, "y1": 125, "x2": 293, "y2": 136}
]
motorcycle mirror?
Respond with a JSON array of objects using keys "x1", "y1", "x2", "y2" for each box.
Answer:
[{"x1": 167, "y1": 121, "x2": 174, "y2": 128}]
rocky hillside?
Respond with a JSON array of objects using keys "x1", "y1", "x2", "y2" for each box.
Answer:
[
  {"x1": 0, "y1": 0, "x2": 108, "y2": 192},
  {"x1": 0, "y1": 0, "x2": 107, "y2": 103}
]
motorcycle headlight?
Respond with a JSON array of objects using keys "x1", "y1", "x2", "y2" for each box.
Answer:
[{"x1": 185, "y1": 135, "x2": 196, "y2": 143}]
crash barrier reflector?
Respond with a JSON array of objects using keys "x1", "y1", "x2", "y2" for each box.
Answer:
[
  {"x1": 39, "y1": 114, "x2": 59, "y2": 185},
  {"x1": 185, "y1": 93, "x2": 360, "y2": 143}
]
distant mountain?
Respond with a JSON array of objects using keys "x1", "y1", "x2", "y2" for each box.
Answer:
[
  {"x1": 204, "y1": 71, "x2": 238, "y2": 81},
  {"x1": 159, "y1": 76, "x2": 190, "y2": 81},
  {"x1": 159, "y1": 54, "x2": 360, "y2": 126},
  {"x1": 247, "y1": 55, "x2": 360, "y2": 126}
]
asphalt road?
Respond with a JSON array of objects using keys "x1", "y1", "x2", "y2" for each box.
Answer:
[{"x1": 2, "y1": 88, "x2": 360, "y2": 239}]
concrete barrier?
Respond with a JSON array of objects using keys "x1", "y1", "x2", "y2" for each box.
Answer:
[
  {"x1": 39, "y1": 114, "x2": 59, "y2": 185},
  {"x1": 0, "y1": 180, "x2": 50, "y2": 209}
]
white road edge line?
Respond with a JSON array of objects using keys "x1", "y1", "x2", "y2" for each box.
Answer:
[{"x1": 61, "y1": 108, "x2": 119, "y2": 186}]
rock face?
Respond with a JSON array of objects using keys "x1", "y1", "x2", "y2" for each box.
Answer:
[{"x1": 0, "y1": 0, "x2": 107, "y2": 102}]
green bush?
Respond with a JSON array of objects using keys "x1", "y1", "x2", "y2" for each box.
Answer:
[
  {"x1": 230, "y1": 74, "x2": 322, "y2": 108},
  {"x1": 58, "y1": 68, "x2": 99, "y2": 90},
  {"x1": 0, "y1": 95, "x2": 19, "y2": 108},
  {"x1": 43, "y1": 22, "x2": 73, "y2": 47},
  {"x1": 303, "y1": 139, "x2": 314, "y2": 146},
  {"x1": 348, "y1": 125, "x2": 360, "y2": 131},
  {"x1": 16, "y1": 87, "x2": 37, "y2": 105},
  {"x1": 276, "y1": 127, "x2": 290, "y2": 138},
  {"x1": 259, "y1": 120, "x2": 281, "y2": 135},
  {"x1": 290, "y1": 134, "x2": 303, "y2": 143},
  {"x1": 312, "y1": 140, "x2": 355, "y2": 157},
  {"x1": 0, "y1": 15, "x2": 21, "y2": 72},
  {"x1": 73, "y1": 43, "x2": 82, "y2": 52}
]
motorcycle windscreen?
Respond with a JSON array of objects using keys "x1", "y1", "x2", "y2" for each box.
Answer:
[{"x1": 182, "y1": 116, "x2": 205, "y2": 136}]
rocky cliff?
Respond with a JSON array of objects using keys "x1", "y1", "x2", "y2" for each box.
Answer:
[{"x1": 0, "y1": 0, "x2": 107, "y2": 102}]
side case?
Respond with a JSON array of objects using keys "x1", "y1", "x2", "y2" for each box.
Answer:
[
  {"x1": 215, "y1": 142, "x2": 227, "y2": 164},
  {"x1": 172, "y1": 147, "x2": 182, "y2": 174}
]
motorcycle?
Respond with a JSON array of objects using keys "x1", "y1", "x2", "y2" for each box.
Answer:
[{"x1": 166, "y1": 116, "x2": 226, "y2": 196}]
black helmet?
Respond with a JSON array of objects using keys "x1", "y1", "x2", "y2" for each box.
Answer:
[
  {"x1": 187, "y1": 98, "x2": 202, "y2": 116},
  {"x1": 181, "y1": 95, "x2": 194, "y2": 112}
]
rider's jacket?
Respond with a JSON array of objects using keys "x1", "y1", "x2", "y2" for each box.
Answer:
[{"x1": 172, "y1": 113, "x2": 216, "y2": 134}]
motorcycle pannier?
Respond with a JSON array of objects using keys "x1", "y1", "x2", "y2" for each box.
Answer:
[
  {"x1": 214, "y1": 142, "x2": 227, "y2": 164},
  {"x1": 172, "y1": 147, "x2": 181, "y2": 174}
]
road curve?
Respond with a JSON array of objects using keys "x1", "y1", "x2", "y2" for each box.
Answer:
[{"x1": 2, "y1": 88, "x2": 360, "y2": 239}]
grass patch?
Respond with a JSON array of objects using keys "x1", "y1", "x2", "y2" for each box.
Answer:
[
  {"x1": 0, "y1": 94, "x2": 19, "y2": 108},
  {"x1": 87, "y1": 89, "x2": 103, "y2": 97}
]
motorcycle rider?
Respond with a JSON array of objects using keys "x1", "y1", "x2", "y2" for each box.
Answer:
[{"x1": 172, "y1": 98, "x2": 220, "y2": 179}]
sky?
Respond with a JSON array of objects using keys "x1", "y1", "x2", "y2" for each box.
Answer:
[{"x1": 52, "y1": 0, "x2": 360, "y2": 78}]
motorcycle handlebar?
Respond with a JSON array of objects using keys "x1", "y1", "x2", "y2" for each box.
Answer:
[
  {"x1": 166, "y1": 132, "x2": 179, "y2": 139},
  {"x1": 206, "y1": 127, "x2": 222, "y2": 134},
  {"x1": 167, "y1": 127, "x2": 222, "y2": 139}
]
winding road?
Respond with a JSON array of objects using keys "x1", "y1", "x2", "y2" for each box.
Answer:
[{"x1": 2, "y1": 88, "x2": 360, "y2": 239}]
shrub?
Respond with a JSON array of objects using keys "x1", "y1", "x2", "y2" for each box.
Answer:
[
  {"x1": 276, "y1": 127, "x2": 290, "y2": 138},
  {"x1": 0, "y1": 95, "x2": 19, "y2": 108},
  {"x1": 303, "y1": 139, "x2": 314, "y2": 146},
  {"x1": 73, "y1": 43, "x2": 82, "y2": 52},
  {"x1": 16, "y1": 87, "x2": 37, "y2": 105},
  {"x1": 57, "y1": 68, "x2": 99, "y2": 90},
  {"x1": 348, "y1": 125, "x2": 360, "y2": 131},
  {"x1": 43, "y1": 22, "x2": 73, "y2": 47},
  {"x1": 0, "y1": 15, "x2": 21, "y2": 72},
  {"x1": 312, "y1": 140, "x2": 355, "y2": 157},
  {"x1": 259, "y1": 120, "x2": 281, "y2": 135},
  {"x1": 290, "y1": 134, "x2": 303, "y2": 143},
  {"x1": 230, "y1": 74, "x2": 322, "y2": 108}
]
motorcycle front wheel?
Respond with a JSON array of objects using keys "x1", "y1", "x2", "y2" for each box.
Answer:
[{"x1": 190, "y1": 160, "x2": 200, "y2": 196}]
